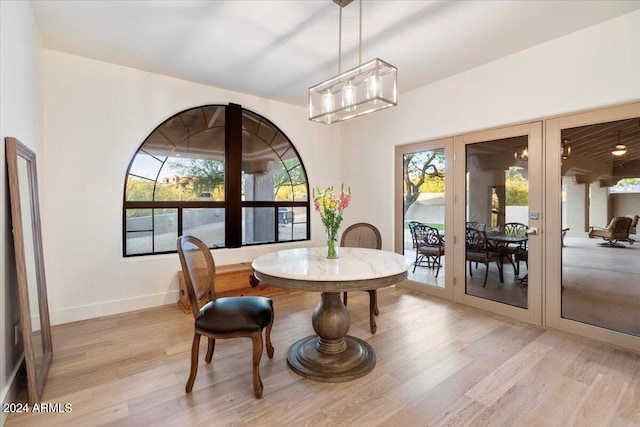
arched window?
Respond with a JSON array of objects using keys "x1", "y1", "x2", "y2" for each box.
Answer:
[{"x1": 123, "y1": 103, "x2": 310, "y2": 256}]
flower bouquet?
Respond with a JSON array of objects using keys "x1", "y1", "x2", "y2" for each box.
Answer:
[{"x1": 312, "y1": 184, "x2": 351, "y2": 259}]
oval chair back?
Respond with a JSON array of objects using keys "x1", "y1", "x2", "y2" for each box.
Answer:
[{"x1": 340, "y1": 223, "x2": 382, "y2": 333}]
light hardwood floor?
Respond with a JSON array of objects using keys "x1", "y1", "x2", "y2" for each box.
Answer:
[{"x1": 7, "y1": 287, "x2": 640, "y2": 426}]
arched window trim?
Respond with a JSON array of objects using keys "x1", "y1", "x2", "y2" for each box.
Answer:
[{"x1": 122, "y1": 103, "x2": 310, "y2": 257}]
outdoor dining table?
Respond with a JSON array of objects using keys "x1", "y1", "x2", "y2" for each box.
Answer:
[
  {"x1": 486, "y1": 231, "x2": 528, "y2": 282},
  {"x1": 252, "y1": 246, "x2": 411, "y2": 382},
  {"x1": 486, "y1": 231, "x2": 528, "y2": 246}
]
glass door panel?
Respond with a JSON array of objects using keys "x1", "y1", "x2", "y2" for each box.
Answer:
[
  {"x1": 559, "y1": 116, "x2": 640, "y2": 337},
  {"x1": 395, "y1": 138, "x2": 453, "y2": 299},
  {"x1": 465, "y1": 136, "x2": 530, "y2": 308},
  {"x1": 545, "y1": 103, "x2": 640, "y2": 353},
  {"x1": 403, "y1": 148, "x2": 446, "y2": 287},
  {"x1": 454, "y1": 123, "x2": 542, "y2": 324}
]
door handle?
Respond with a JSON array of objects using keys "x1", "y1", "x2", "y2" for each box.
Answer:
[{"x1": 526, "y1": 227, "x2": 539, "y2": 236}]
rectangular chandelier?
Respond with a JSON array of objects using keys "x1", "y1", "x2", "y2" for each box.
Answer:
[{"x1": 309, "y1": 57, "x2": 397, "y2": 124}]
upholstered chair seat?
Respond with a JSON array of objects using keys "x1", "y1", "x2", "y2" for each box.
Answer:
[
  {"x1": 177, "y1": 235, "x2": 274, "y2": 399},
  {"x1": 196, "y1": 297, "x2": 274, "y2": 333},
  {"x1": 588, "y1": 216, "x2": 633, "y2": 247}
]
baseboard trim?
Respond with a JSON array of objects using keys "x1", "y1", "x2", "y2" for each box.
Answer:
[
  {"x1": 49, "y1": 290, "x2": 180, "y2": 325},
  {"x1": 1, "y1": 354, "x2": 25, "y2": 426}
]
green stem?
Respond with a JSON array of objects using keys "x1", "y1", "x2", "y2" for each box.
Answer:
[{"x1": 326, "y1": 227, "x2": 338, "y2": 259}]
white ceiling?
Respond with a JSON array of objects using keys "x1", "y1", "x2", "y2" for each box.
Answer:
[{"x1": 30, "y1": 0, "x2": 640, "y2": 107}]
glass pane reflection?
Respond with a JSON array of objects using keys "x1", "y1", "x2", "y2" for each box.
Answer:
[
  {"x1": 241, "y1": 110, "x2": 307, "y2": 202},
  {"x1": 560, "y1": 117, "x2": 640, "y2": 336},
  {"x1": 465, "y1": 136, "x2": 529, "y2": 308},
  {"x1": 402, "y1": 148, "x2": 446, "y2": 288},
  {"x1": 183, "y1": 208, "x2": 225, "y2": 248},
  {"x1": 243, "y1": 207, "x2": 275, "y2": 244}
]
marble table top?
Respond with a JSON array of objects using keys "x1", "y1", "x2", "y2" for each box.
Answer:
[{"x1": 252, "y1": 247, "x2": 411, "y2": 286}]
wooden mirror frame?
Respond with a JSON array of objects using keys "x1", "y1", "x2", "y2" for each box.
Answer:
[{"x1": 5, "y1": 137, "x2": 52, "y2": 404}]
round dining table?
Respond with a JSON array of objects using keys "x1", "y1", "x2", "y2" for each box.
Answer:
[{"x1": 252, "y1": 246, "x2": 411, "y2": 382}]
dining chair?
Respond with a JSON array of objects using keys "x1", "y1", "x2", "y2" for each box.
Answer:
[
  {"x1": 408, "y1": 221, "x2": 432, "y2": 271},
  {"x1": 409, "y1": 222, "x2": 444, "y2": 277},
  {"x1": 465, "y1": 221, "x2": 486, "y2": 232},
  {"x1": 177, "y1": 235, "x2": 274, "y2": 398},
  {"x1": 465, "y1": 221, "x2": 487, "y2": 269},
  {"x1": 340, "y1": 223, "x2": 382, "y2": 334},
  {"x1": 465, "y1": 227, "x2": 503, "y2": 287},
  {"x1": 498, "y1": 222, "x2": 528, "y2": 274},
  {"x1": 514, "y1": 246, "x2": 528, "y2": 284}
]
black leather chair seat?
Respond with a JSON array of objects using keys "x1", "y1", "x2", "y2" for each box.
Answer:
[{"x1": 196, "y1": 296, "x2": 273, "y2": 333}]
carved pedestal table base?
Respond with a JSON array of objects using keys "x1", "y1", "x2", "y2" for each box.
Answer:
[
  {"x1": 252, "y1": 247, "x2": 411, "y2": 382},
  {"x1": 288, "y1": 292, "x2": 375, "y2": 382}
]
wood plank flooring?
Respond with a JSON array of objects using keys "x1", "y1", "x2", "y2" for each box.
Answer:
[{"x1": 6, "y1": 287, "x2": 640, "y2": 426}]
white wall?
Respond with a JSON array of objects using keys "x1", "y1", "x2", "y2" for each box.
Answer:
[
  {"x1": 613, "y1": 193, "x2": 640, "y2": 218},
  {"x1": 341, "y1": 10, "x2": 640, "y2": 250},
  {"x1": 41, "y1": 51, "x2": 339, "y2": 325},
  {"x1": 590, "y1": 184, "x2": 610, "y2": 229},
  {"x1": 0, "y1": 0, "x2": 43, "y2": 418}
]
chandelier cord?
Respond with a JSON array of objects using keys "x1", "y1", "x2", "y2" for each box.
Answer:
[
  {"x1": 359, "y1": 0, "x2": 362, "y2": 65},
  {"x1": 339, "y1": 0, "x2": 363, "y2": 72},
  {"x1": 338, "y1": 6, "x2": 342, "y2": 74}
]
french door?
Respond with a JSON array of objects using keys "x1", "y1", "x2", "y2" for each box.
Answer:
[
  {"x1": 453, "y1": 122, "x2": 542, "y2": 324},
  {"x1": 397, "y1": 104, "x2": 640, "y2": 353},
  {"x1": 545, "y1": 102, "x2": 640, "y2": 352}
]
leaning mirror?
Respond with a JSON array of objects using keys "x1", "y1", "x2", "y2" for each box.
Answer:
[{"x1": 5, "y1": 137, "x2": 52, "y2": 404}]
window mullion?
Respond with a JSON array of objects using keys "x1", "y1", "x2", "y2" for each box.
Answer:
[{"x1": 225, "y1": 103, "x2": 243, "y2": 248}]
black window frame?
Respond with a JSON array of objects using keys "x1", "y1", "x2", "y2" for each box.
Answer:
[{"x1": 122, "y1": 103, "x2": 310, "y2": 257}]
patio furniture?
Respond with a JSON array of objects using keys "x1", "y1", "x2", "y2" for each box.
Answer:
[
  {"x1": 466, "y1": 222, "x2": 487, "y2": 269},
  {"x1": 588, "y1": 216, "x2": 634, "y2": 247},
  {"x1": 497, "y1": 222, "x2": 528, "y2": 275},
  {"x1": 409, "y1": 222, "x2": 445, "y2": 277},
  {"x1": 466, "y1": 227, "x2": 504, "y2": 287},
  {"x1": 466, "y1": 221, "x2": 486, "y2": 232}
]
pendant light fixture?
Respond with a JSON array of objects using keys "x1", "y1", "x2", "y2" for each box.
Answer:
[
  {"x1": 561, "y1": 139, "x2": 572, "y2": 159},
  {"x1": 309, "y1": 0, "x2": 398, "y2": 124},
  {"x1": 514, "y1": 146, "x2": 528, "y2": 162},
  {"x1": 612, "y1": 130, "x2": 627, "y2": 156}
]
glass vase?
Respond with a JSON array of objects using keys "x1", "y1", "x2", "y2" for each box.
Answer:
[{"x1": 326, "y1": 226, "x2": 339, "y2": 259}]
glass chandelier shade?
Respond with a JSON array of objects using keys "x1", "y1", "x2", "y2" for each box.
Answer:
[
  {"x1": 309, "y1": 58, "x2": 397, "y2": 124},
  {"x1": 612, "y1": 144, "x2": 627, "y2": 156},
  {"x1": 612, "y1": 130, "x2": 627, "y2": 156}
]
